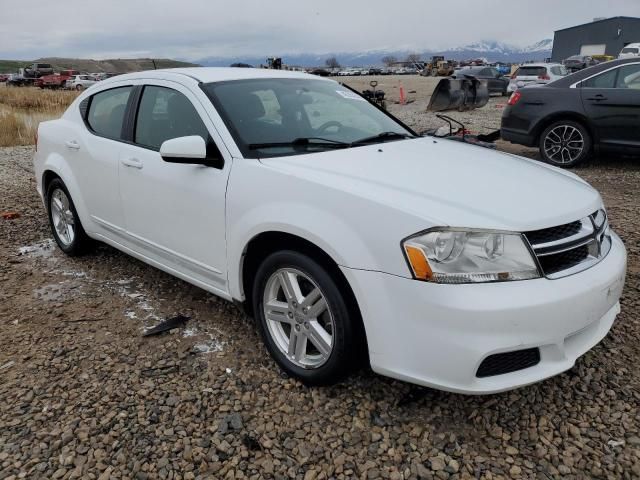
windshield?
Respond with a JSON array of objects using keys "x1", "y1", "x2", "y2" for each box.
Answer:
[
  {"x1": 621, "y1": 47, "x2": 639, "y2": 54},
  {"x1": 201, "y1": 78, "x2": 413, "y2": 158}
]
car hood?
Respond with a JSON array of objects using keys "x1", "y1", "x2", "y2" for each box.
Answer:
[{"x1": 258, "y1": 138, "x2": 602, "y2": 232}]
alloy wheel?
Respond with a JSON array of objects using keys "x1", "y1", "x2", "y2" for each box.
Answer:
[
  {"x1": 543, "y1": 125, "x2": 585, "y2": 164},
  {"x1": 262, "y1": 268, "x2": 335, "y2": 369},
  {"x1": 50, "y1": 188, "x2": 76, "y2": 246}
]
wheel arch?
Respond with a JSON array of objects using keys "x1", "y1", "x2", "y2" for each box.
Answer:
[
  {"x1": 238, "y1": 230, "x2": 369, "y2": 360},
  {"x1": 532, "y1": 112, "x2": 596, "y2": 146},
  {"x1": 39, "y1": 157, "x2": 92, "y2": 232}
]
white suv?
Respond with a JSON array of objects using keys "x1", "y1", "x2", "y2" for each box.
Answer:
[
  {"x1": 507, "y1": 63, "x2": 568, "y2": 93},
  {"x1": 34, "y1": 68, "x2": 626, "y2": 393}
]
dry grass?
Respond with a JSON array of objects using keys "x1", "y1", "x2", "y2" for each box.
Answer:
[
  {"x1": 0, "y1": 86, "x2": 79, "y2": 112},
  {"x1": 0, "y1": 86, "x2": 79, "y2": 146},
  {"x1": 0, "y1": 112, "x2": 36, "y2": 147}
]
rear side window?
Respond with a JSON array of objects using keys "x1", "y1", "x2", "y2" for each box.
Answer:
[
  {"x1": 581, "y1": 69, "x2": 617, "y2": 88},
  {"x1": 87, "y1": 86, "x2": 133, "y2": 139},
  {"x1": 134, "y1": 86, "x2": 209, "y2": 150}
]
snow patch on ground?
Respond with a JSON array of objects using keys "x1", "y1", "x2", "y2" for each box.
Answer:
[{"x1": 18, "y1": 239, "x2": 56, "y2": 258}]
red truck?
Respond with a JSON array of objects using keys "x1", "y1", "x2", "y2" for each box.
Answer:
[{"x1": 36, "y1": 70, "x2": 80, "y2": 89}]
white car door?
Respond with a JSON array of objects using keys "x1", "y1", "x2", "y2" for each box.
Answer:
[
  {"x1": 117, "y1": 81, "x2": 232, "y2": 295},
  {"x1": 74, "y1": 84, "x2": 134, "y2": 236}
]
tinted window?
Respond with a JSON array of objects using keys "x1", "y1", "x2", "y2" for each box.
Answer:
[
  {"x1": 582, "y1": 69, "x2": 617, "y2": 88},
  {"x1": 615, "y1": 64, "x2": 640, "y2": 89},
  {"x1": 135, "y1": 86, "x2": 209, "y2": 150},
  {"x1": 87, "y1": 86, "x2": 132, "y2": 139},
  {"x1": 517, "y1": 66, "x2": 546, "y2": 77}
]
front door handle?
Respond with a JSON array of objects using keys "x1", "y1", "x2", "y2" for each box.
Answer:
[
  {"x1": 587, "y1": 94, "x2": 607, "y2": 101},
  {"x1": 65, "y1": 140, "x2": 80, "y2": 150},
  {"x1": 121, "y1": 157, "x2": 143, "y2": 169}
]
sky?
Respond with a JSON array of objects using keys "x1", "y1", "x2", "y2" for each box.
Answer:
[{"x1": 0, "y1": 0, "x2": 639, "y2": 61}]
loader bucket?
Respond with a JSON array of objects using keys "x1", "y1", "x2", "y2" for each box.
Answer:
[{"x1": 427, "y1": 77, "x2": 489, "y2": 112}]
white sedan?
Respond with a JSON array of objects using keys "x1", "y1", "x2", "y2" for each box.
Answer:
[{"x1": 34, "y1": 68, "x2": 626, "y2": 393}]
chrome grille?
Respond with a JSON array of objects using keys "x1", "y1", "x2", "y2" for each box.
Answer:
[{"x1": 524, "y1": 210, "x2": 611, "y2": 279}]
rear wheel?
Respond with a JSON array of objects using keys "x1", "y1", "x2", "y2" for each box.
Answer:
[
  {"x1": 46, "y1": 178, "x2": 91, "y2": 255},
  {"x1": 75, "y1": 84, "x2": 83, "y2": 91},
  {"x1": 539, "y1": 120, "x2": 592, "y2": 168},
  {"x1": 252, "y1": 250, "x2": 361, "y2": 385}
]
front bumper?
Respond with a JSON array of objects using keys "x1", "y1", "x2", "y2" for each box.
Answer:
[{"x1": 341, "y1": 232, "x2": 626, "y2": 394}]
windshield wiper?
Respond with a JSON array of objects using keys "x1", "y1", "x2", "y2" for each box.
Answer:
[
  {"x1": 248, "y1": 137, "x2": 350, "y2": 150},
  {"x1": 349, "y1": 131, "x2": 415, "y2": 146}
]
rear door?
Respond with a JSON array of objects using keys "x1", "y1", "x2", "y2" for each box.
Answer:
[
  {"x1": 580, "y1": 63, "x2": 640, "y2": 148},
  {"x1": 117, "y1": 81, "x2": 232, "y2": 294},
  {"x1": 74, "y1": 84, "x2": 134, "y2": 237}
]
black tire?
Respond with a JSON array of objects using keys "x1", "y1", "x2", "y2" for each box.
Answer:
[
  {"x1": 252, "y1": 250, "x2": 361, "y2": 385},
  {"x1": 538, "y1": 120, "x2": 592, "y2": 168},
  {"x1": 46, "y1": 178, "x2": 91, "y2": 255}
]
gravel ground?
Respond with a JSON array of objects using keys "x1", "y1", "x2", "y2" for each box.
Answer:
[{"x1": 1, "y1": 111, "x2": 640, "y2": 480}]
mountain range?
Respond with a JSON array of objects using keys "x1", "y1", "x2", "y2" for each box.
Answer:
[{"x1": 195, "y1": 39, "x2": 554, "y2": 67}]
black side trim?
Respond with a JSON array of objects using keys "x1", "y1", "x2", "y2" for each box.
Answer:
[
  {"x1": 122, "y1": 85, "x2": 143, "y2": 143},
  {"x1": 79, "y1": 97, "x2": 90, "y2": 119},
  {"x1": 476, "y1": 348, "x2": 540, "y2": 378}
]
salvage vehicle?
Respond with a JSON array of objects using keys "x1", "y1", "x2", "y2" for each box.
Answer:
[
  {"x1": 502, "y1": 58, "x2": 640, "y2": 167},
  {"x1": 452, "y1": 66, "x2": 509, "y2": 95},
  {"x1": 507, "y1": 63, "x2": 568, "y2": 93},
  {"x1": 618, "y1": 43, "x2": 640, "y2": 59},
  {"x1": 34, "y1": 68, "x2": 626, "y2": 393},
  {"x1": 563, "y1": 55, "x2": 598, "y2": 72},
  {"x1": 23, "y1": 63, "x2": 54, "y2": 78},
  {"x1": 64, "y1": 74, "x2": 97, "y2": 90},
  {"x1": 37, "y1": 70, "x2": 81, "y2": 89}
]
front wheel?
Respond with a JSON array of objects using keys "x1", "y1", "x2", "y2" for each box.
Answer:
[
  {"x1": 539, "y1": 120, "x2": 592, "y2": 168},
  {"x1": 252, "y1": 250, "x2": 361, "y2": 385},
  {"x1": 75, "y1": 84, "x2": 83, "y2": 91}
]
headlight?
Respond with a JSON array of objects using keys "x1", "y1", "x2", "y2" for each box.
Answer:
[{"x1": 402, "y1": 229, "x2": 541, "y2": 284}]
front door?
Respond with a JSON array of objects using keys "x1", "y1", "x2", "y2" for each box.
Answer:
[
  {"x1": 581, "y1": 63, "x2": 640, "y2": 149},
  {"x1": 118, "y1": 82, "x2": 231, "y2": 294}
]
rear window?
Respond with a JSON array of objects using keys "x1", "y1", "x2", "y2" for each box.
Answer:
[
  {"x1": 37, "y1": 64, "x2": 52, "y2": 69},
  {"x1": 87, "y1": 86, "x2": 133, "y2": 139},
  {"x1": 515, "y1": 66, "x2": 547, "y2": 77}
]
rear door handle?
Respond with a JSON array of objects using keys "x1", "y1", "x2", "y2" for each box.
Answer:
[
  {"x1": 65, "y1": 140, "x2": 80, "y2": 150},
  {"x1": 587, "y1": 94, "x2": 607, "y2": 101},
  {"x1": 121, "y1": 157, "x2": 143, "y2": 169}
]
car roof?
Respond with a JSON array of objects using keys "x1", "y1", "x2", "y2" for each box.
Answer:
[
  {"x1": 99, "y1": 67, "x2": 326, "y2": 86},
  {"x1": 518, "y1": 63, "x2": 562, "y2": 67},
  {"x1": 623, "y1": 43, "x2": 640, "y2": 48}
]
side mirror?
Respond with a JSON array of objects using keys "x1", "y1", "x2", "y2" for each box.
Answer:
[{"x1": 160, "y1": 135, "x2": 208, "y2": 165}]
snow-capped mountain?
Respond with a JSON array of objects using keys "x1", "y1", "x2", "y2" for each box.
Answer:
[{"x1": 195, "y1": 39, "x2": 553, "y2": 67}]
